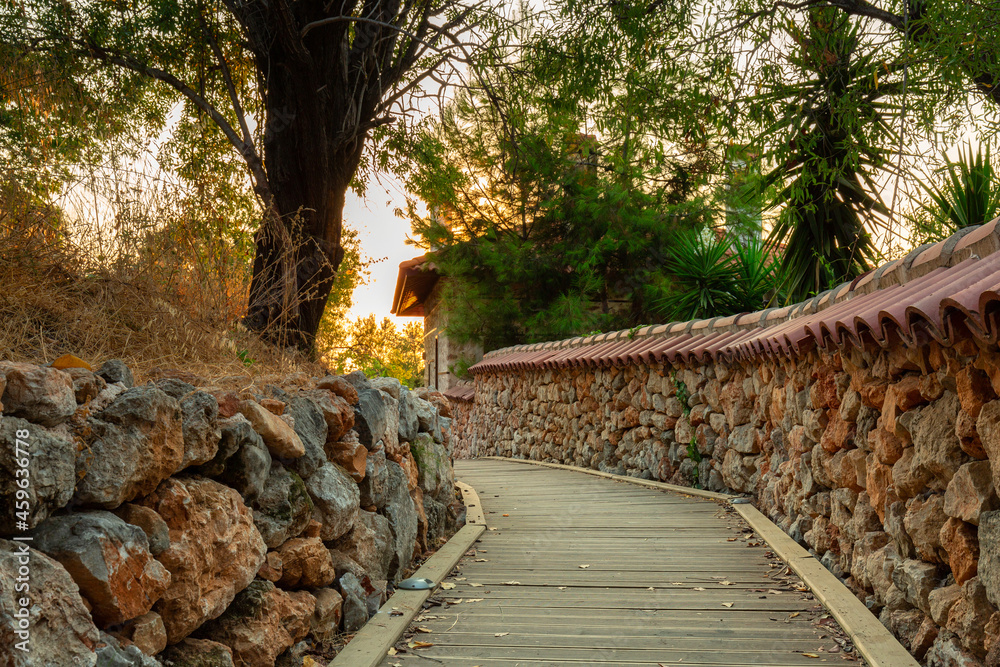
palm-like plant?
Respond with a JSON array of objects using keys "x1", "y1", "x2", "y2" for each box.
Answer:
[{"x1": 915, "y1": 144, "x2": 1000, "y2": 243}]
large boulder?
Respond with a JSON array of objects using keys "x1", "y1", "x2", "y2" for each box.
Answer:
[
  {"x1": 910, "y1": 391, "x2": 969, "y2": 488},
  {"x1": 275, "y1": 537, "x2": 337, "y2": 589},
  {"x1": 94, "y1": 631, "x2": 162, "y2": 666},
  {"x1": 302, "y1": 389, "x2": 354, "y2": 443},
  {"x1": 177, "y1": 390, "x2": 221, "y2": 470},
  {"x1": 380, "y1": 461, "x2": 418, "y2": 581},
  {"x1": 325, "y1": 430, "x2": 367, "y2": 483},
  {"x1": 0, "y1": 362, "x2": 76, "y2": 426},
  {"x1": 980, "y1": 510, "x2": 1000, "y2": 608},
  {"x1": 196, "y1": 415, "x2": 272, "y2": 503},
  {"x1": 283, "y1": 396, "x2": 328, "y2": 479},
  {"x1": 237, "y1": 400, "x2": 305, "y2": 459},
  {"x1": 33, "y1": 511, "x2": 171, "y2": 627},
  {"x1": 0, "y1": 417, "x2": 76, "y2": 534},
  {"x1": 75, "y1": 386, "x2": 184, "y2": 508},
  {"x1": 251, "y1": 462, "x2": 313, "y2": 549},
  {"x1": 358, "y1": 447, "x2": 390, "y2": 509},
  {"x1": 352, "y1": 387, "x2": 387, "y2": 449},
  {"x1": 398, "y1": 389, "x2": 419, "y2": 443},
  {"x1": 160, "y1": 638, "x2": 235, "y2": 667},
  {"x1": 410, "y1": 433, "x2": 453, "y2": 501},
  {"x1": 139, "y1": 477, "x2": 267, "y2": 644},
  {"x1": 332, "y1": 510, "x2": 394, "y2": 581},
  {"x1": 944, "y1": 460, "x2": 999, "y2": 526},
  {"x1": 0, "y1": 539, "x2": 100, "y2": 666},
  {"x1": 195, "y1": 580, "x2": 314, "y2": 667},
  {"x1": 112, "y1": 503, "x2": 170, "y2": 556},
  {"x1": 305, "y1": 462, "x2": 360, "y2": 542}
]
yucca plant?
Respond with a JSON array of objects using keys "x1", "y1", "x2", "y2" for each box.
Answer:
[{"x1": 916, "y1": 144, "x2": 1000, "y2": 243}]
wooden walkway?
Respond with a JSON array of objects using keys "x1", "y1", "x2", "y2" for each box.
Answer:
[{"x1": 382, "y1": 459, "x2": 863, "y2": 666}]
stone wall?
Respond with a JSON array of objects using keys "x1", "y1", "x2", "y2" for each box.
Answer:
[
  {"x1": 460, "y1": 339, "x2": 1000, "y2": 666},
  {"x1": 0, "y1": 360, "x2": 461, "y2": 666}
]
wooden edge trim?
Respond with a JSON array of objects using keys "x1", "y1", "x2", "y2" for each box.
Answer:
[
  {"x1": 331, "y1": 503, "x2": 486, "y2": 666},
  {"x1": 481, "y1": 455, "x2": 733, "y2": 501},
  {"x1": 456, "y1": 481, "x2": 487, "y2": 527},
  {"x1": 733, "y1": 504, "x2": 919, "y2": 667}
]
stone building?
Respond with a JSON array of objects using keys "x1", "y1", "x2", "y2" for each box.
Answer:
[{"x1": 390, "y1": 254, "x2": 482, "y2": 391}]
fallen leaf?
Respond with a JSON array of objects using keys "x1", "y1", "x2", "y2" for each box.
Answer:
[
  {"x1": 557, "y1": 586, "x2": 567, "y2": 590},
  {"x1": 502, "y1": 514, "x2": 509, "y2": 517},
  {"x1": 440, "y1": 582, "x2": 456, "y2": 590},
  {"x1": 470, "y1": 583, "x2": 484, "y2": 587},
  {"x1": 720, "y1": 580, "x2": 735, "y2": 586},
  {"x1": 495, "y1": 632, "x2": 509, "y2": 637},
  {"x1": 408, "y1": 640, "x2": 434, "y2": 649},
  {"x1": 466, "y1": 598, "x2": 484, "y2": 602},
  {"x1": 579, "y1": 564, "x2": 590, "y2": 569},
  {"x1": 387, "y1": 648, "x2": 397, "y2": 656},
  {"x1": 474, "y1": 558, "x2": 489, "y2": 562},
  {"x1": 502, "y1": 581, "x2": 521, "y2": 585},
  {"x1": 454, "y1": 577, "x2": 467, "y2": 581},
  {"x1": 671, "y1": 582, "x2": 683, "y2": 586},
  {"x1": 722, "y1": 602, "x2": 734, "y2": 607},
  {"x1": 802, "y1": 653, "x2": 820, "y2": 658},
  {"x1": 416, "y1": 627, "x2": 433, "y2": 633},
  {"x1": 789, "y1": 612, "x2": 800, "y2": 618},
  {"x1": 693, "y1": 587, "x2": 706, "y2": 591},
  {"x1": 647, "y1": 587, "x2": 655, "y2": 591}
]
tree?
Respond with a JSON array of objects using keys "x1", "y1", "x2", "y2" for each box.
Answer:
[
  {"x1": 324, "y1": 315, "x2": 424, "y2": 388},
  {"x1": 3, "y1": 0, "x2": 495, "y2": 352},
  {"x1": 402, "y1": 3, "x2": 718, "y2": 348}
]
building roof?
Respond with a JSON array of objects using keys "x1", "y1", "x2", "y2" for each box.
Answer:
[
  {"x1": 390, "y1": 255, "x2": 440, "y2": 317},
  {"x1": 471, "y1": 219, "x2": 1000, "y2": 373}
]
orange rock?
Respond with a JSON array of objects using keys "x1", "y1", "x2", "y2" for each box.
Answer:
[
  {"x1": 940, "y1": 517, "x2": 980, "y2": 585},
  {"x1": 258, "y1": 398, "x2": 286, "y2": 416},
  {"x1": 303, "y1": 520, "x2": 323, "y2": 538},
  {"x1": 258, "y1": 551, "x2": 283, "y2": 582},
  {"x1": 399, "y1": 451, "x2": 419, "y2": 491},
  {"x1": 326, "y1": 436, "x2": 367, "y2": 483},
  {"x1": 871, "y1": 419, "x2": 906, "y2": 465},
  {"x1": 412, "y1": 486, "x2": 429, "y2": 555},
  {"x1": 820, "y1": 412, "x2": 856, "y2": 453},
  {"x1": 276, "y1": 537, "x2": 337, "y2": 589},
  {"x1": 113, "y1": 611, "x2": 167, "y2": 657},
  {"x1": 238, "y1": 399, "x2": 305, "y2": 458},
  {"x1": 213, "y1": 391, "x2": 241, "y2": 419},
  {"x1": 317, "y1": 375, "x2": 358, "y2": 405},
  {"x1": 865, "y1": 456, "x2": 895, "y2": 522}
]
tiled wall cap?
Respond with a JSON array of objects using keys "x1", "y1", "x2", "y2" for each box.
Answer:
[
  {"x1": 955, "y1": 219, "x2": 1000, "y2": 253},
  {"x1": 872, "y1": 258, "x2": 902, "y2": 284},
  {"x1": 910, "y1": 239, "x2": 948, "y2": 271},
  {"x1": 830, "y1": 281, "x2": 853, "y2": 302},
  {"x1": 650, "y1": 324, "x2": 670, "y2": 335},
  {"x1": 941, "y1": 224, "x2": 982, "y2": 260}
]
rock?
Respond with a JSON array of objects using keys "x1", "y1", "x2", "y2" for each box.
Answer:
[
  {"x1": 871, "y1": 423, "x2": 905, "y2": 465},
  {"x1": 310, "y1": 587, "x2": 343, "y2": 640},
  {"x1": 398, "y1": 389, "x2": 419, "y2": 443},
  {"x1": 912, "y1": 615, "x2": 939, "y2": 660},
  {"x1": 892, "y1": 558, "x2": 940, "y2": 613},
  {"x1": 371, "y1": 376, "x2": 401, "y2": 400},
  {"x1": 333, "y1": 510, "x2": 394, "y2": 581},
  {"x1": 358, "y1": 448, "x2": 389, "y2": 509},
  {"x1": 957, "y1": 366, "x2": 996, "y2": 418},
  {"x1": 76, "y1": 386, "x2": 184, "y2": 508},
  {"x1": 410, "y1": 433, "x2": 452, "y2": 500},
  {"x1": 89, "y1": 382, "x2": 128, "y2": 414},
  {"x1": 112, "y1": 611, "x2": 166, "y2": 657},
  {"x1": 381, "y1": 393, "x2": 402, "y2": 458},
  {"x1": 977, "y1": 400, "x2": 1000, "y2": 491},
  {"x1": 904, "y1": 495, "x2": 948, "y2": 564},
  {"x1": 380, "y1": 461, "x2": 418, "y2": 581},
  {"x1": 892, "y1": 447, "x2": 932, "y2": 499},
  {"x1": 153, "y1": 378, "x2": 195, "y2": 400},
  {"x1": 251, "y1": 463, "x2": 313, "y2": 549},
  {"x1": 727, "y1": 424, "x2": 759, "y2": 454},
  {"x1": 925, "y1": 634, "x2": 982, "y2": 667},
  {"x1": 33, "y1": 511, "x2": 171, "y2": 627},
  {"x1": 423, "y1": 493, "x2": 448, "y2": 547},
  {"x1": 353, "y1": 386, "x2": 387, "y2": 448},
  {"x1": 160, "y1": 638, "x2": 235, "y2": 667},
  {"x1": 944, "y1": 460, "x2": 999, "y2": 526},
  {"x1": 302, "y1": 389, "x2": 353, "y2": 443},
  {"x1": 0, "y1": 539, "x2": 100, "y2": 666},
  {"x1": 257, "y1": 551, "x2": 283, "y2": 582},
  {"x1": 412, "y1": 396, "x2": 440, "y2": 439},
  {"x1": 139, "y1": 477, "x2": 267, "y2": 643},
  {"x1": 237, "y1": 400, "x2": 305, "y2": 459},
  {"x1": 213, "y1": 391, "x2": 240, "y2": 420},
  {"x1": 0, "y1": 362, "x2": 77, "y2": 426},
  {"x1": 929, "y1": 583, "x2": 963, "y2": 625},
  {"x1": 94, "y1": 631, "x2": 161, "y2": 666},
  {"x1": 0, "y1": 417, "x2": 76, "y2": 534},
  {"x1": 940, "y1": 517, "x2": 980, "y2": 585},
  {"x1": 66, "y1": 368, "x2": 105, "y2": 405},
  {"x1": 97, "y1": 360, "x2": 134, "y2": 388},
  {"x1": 338, "y1": 572, "x2": 368, "y2": 632},
  {"x1": 326, "y1": 431, "x2": 367, "y2": 483},
  {"x1": 306, "y1": 462, "x2": 360, "y2": 542},
  {"x1": 206, "y1": 416, "x2": 272, "y2": 503},
  {"x1": 979, "y1": 510, "x2": 1000, "y2": 607},
  {"x1": 177, "y1": 391, "x2": 221, "y2": 470},
  {"x1": 415, "y1": 388, "x2": 452, "y2": 418},
  {"x1": 946, "y1": 577, "x2": 995, "y2": 658},
  {"x1": 888, "y1": 608, "x2": 926, "y2": 653},
  {"x1": 258, "y1": 397, "x2": 285, "y2": 415},
  {"x1": 911, "y1": 391, "x2": 968, "y2": 488},
  {"x1": 399, "y1": 451, "x2": 419, "y2": 491},
  {"x1": 956, "y1": 409, "x2": 988, "y2": 460},
  {"x1": 276, "y1": 537, "x2": 337, "y2": 589},
  {"x1": 195, "y1": 580, "x2": 314, "y2": 667},
  {"x1": 327, "y1": 549, "x2": 369, "y2": 582},
  {"x1": 281, "y1": 396, "x2": 329, "y2": 479},
  {"x1": 316, "y1": 375, "x2": 358, "y2": 405},
  {"x1": 412, "y1": 486, "x2": 429, "y2": 554}
]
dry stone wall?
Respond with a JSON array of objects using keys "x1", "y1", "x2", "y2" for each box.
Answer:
[
  {"x1": 461, "y1": 339, "x2": 1000, "y2": 666},
  {"x1": 0, "y1": 360, "x2": 461, "y2": 667}
]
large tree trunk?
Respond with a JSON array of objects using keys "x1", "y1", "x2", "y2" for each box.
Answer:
[{"x1": 242, "y1": 21, "x2": 368, "y2": 354}]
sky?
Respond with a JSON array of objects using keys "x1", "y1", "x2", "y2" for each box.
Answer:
[{"x1": 343, "y1": 176, "x2": 424, "y2": 325}]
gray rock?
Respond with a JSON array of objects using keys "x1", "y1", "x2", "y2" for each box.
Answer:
[
  {"x1": 67, "y1": 368, "x2": 106, "y2": 405},
  {"x1": 911, "y1": 391, "x2": 969, "y2": 488},
  {"x1": 0, "y1": 539, "x2": 100, "y2": 666},
  {"x1": 153, "y1": 378, "x2": 195, "y2": 400},
  {"x1": 358, "y1": 447, "x2": 389, "y2": 509},
  {"x1": 76, "y1": 386, "x2": 184, "y2": 508},
  {"x1": 97, "y1": 360, "x2": 134, "y2": 389},
  {"x1": 328, "y1": 549, "x2": 369, "y2": 582},
  {"x1": 343, "y1": 370, "x2": 370, "y2": 390},
  {"x1": 32, "y1": 511, "x2": 171, "y2": 627},
  {"x1": 0, "y1": 362, "x2": 77, "y2": 427},
  {"x1": 305, "y1": 462, "x2": 360, "y2": 542},
  {"x1": 310, "y1": 587, "x2": 344, "y2": 640},
  {"x1": 252, "y1": 462, "x2": 314, "y2": 549},
  {"x1": 333, "y1": 510, "x2": 393, "y2": 581},
  {"x1": 353, "y1": 387, "x2": 387, "y2": 448},
  {"x1": 924, "y1": 633, "x2": 983, "y2": 667},
  {"x1": 380, "y1": 461, "x2": 418, "y2": 582},
  {"x1": 178, "y1": 390, "x2": 221, "y2": 470},
  {"x1": 95, "y1": 631, "x2": 161, "y2": 666},
  {"x1": 886, "y1": 500, "x2": 917, "y2": 559},
  {"x1": 338, "y1": 572, "x2": 368, "y2": 632},
  {"x1": 413, "y1": 397, "x2": 441, "y2": 440},
  {"x1": 979, "y1": 510, "x2": 1000, "y2": 608},
  {"x1": 0, "y1": 417, "x2": 76, "y2": 534},
  {"x1": 891, "y1": 558, "x2": 940, "y2": 613},
  {"x1": 159, "y1": 638, "x2": 235, "y2": 666},
  {"x1": 112, "y1": 503, "x2": 170, "y2": 556},
  {"x1": 424, "y1": 494, "x2": 447, "y2": 546},
  {"x1": 398, "y1": 389, "x2": 419, "y2": 443},
  {"x1": 284, "y1": 396, "x2": 328, "y2": 479},
  {"x1": 370, "y1": 376, "x2": 401, "y2": 400},
  {"x1": 208, "y1": 415, "x2": 272, "y2": 502},
  {"x1": 381, "y1": 393, "x2": 401, "y2": 456},
  {"x1": 410, "y1": 433, "x2": 453, "y2": 502}
]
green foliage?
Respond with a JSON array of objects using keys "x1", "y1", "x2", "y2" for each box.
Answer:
[
  {"x1": 914, "y1": 144, "x2": 1000, "y2": 243},
  {"x1": 653, "y1": 230, "x2": 784, "y2": 321},
  {"x1": 448, "y1": 356, "x2": 476, "y2": 382},
  {"x1": 323, "y1": 316, "x2": 424, "y2": 388}
]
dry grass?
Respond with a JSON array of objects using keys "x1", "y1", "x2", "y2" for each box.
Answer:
[{"x1": 0, "y1": 180, "x2": 327, "y2": 390}]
